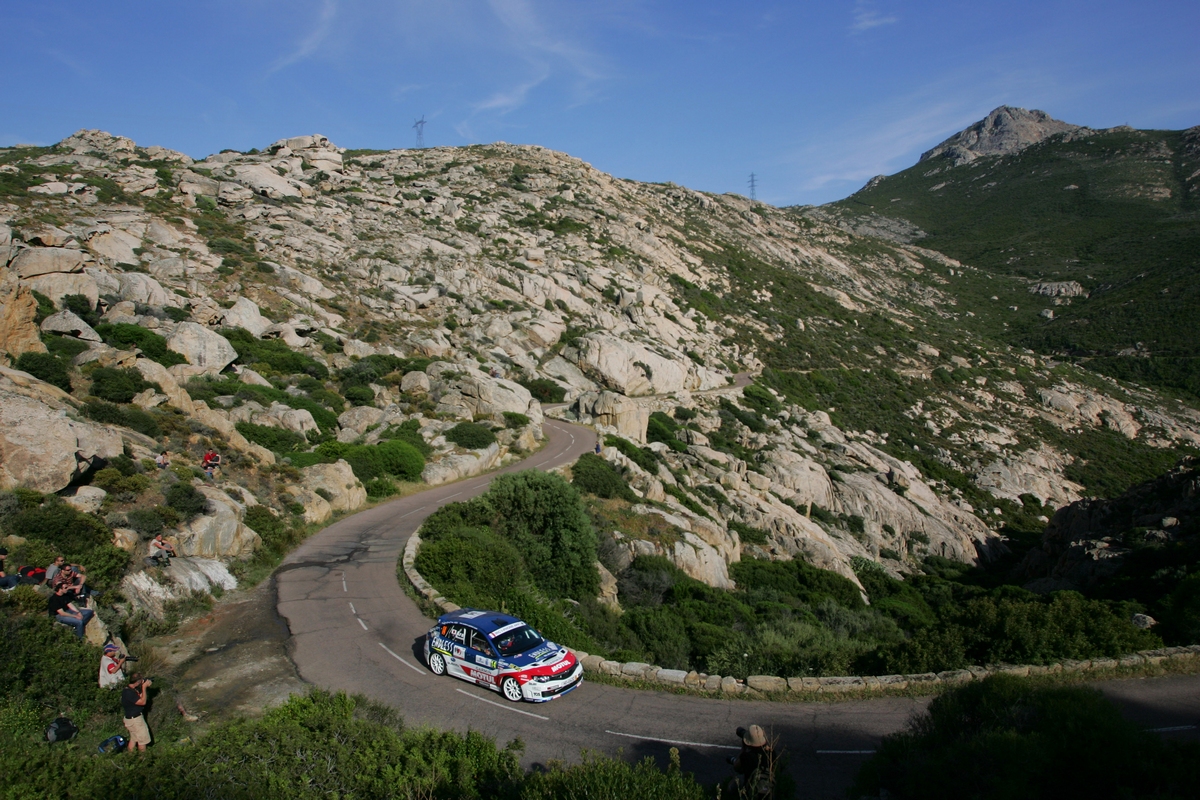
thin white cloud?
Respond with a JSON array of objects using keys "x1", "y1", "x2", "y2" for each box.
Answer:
[
  {"x1": 473, "y1": 68, "x2": 552, "y2": 114},
  {"x1": 850, "y1": 1, "x2": 897, "y2": 34},
  {"x1": 270, "y1": 0, "x2": 338, "y2": 73}
]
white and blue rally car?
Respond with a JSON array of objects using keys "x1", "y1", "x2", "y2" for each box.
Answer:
[{"x1": 424, "y1": 609, "x2": 583, "y2": 702}]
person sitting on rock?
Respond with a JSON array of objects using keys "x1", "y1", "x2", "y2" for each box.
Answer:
[
  {"x1": 99, "y1": 643, "x2": 127, "y2": 689},
  {"x1": 201, "y1": 449, "x2": 221, "y2": 480},
  {"x1": 48, "y1": 583, "x2": 94, "y2": 639},
  {"x1": 0, "y1": 548, "x2": 18, "y2": 591},
  {"x1": 52, "y1": 563, "x2": 90, "y2": 600},
  {"x1": 155, "y1": 451, "x2": 170, "y2": 470},
  {"x1": 45, "y1": 555, "x2": 66, "y2": 584},
  {"x1": 146, "y1": 533, "x2": 177, "y2": 567}
]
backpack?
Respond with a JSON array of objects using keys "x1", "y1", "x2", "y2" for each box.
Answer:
[
  {"x1": 18, "y1": 566, "x2": 46, "y2": 585},
  {"x1": 98, "y1": 735, "x2": 127, "y2": 754},
  {"x1": 46, "y1": 717, "x2": 77, "y2": 743}
]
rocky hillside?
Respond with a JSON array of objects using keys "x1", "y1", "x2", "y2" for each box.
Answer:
[
  {"x1": 823, "y1": 107, "x2": 1200, "y2": 401},
  {"x1": 1, "y1": 127, "x2": 1198, "y2": 610}
]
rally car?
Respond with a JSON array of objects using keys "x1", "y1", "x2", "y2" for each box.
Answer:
[{"x1": 424, "y1": 609, "x2": 583, "y2": 702}]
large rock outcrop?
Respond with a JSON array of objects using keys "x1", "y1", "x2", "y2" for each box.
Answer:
[
  {"x1": 0, "y1": 283, "x2": 47, "y2": 360},
  {"x1": 0, "y1": 366, "x2": 123, "y2": 493},
  {"x1": 167, "y1": 322, "x2": 239, "y2": 372},
  {"x1": 176, "y1": 484, "x2": 262, "y2": 558},
  {"x1": 920, "y1": 106, "x2": 1080, "y2": 166}
]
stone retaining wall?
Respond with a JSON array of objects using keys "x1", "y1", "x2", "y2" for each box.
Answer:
[{"x1": 402, "y1": 531, "x2": 1200, "y2": 696}]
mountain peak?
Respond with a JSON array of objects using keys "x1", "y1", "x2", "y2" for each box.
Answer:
[{"x1": 919, "y1": 106, "x2": 1080, "y2": 166}]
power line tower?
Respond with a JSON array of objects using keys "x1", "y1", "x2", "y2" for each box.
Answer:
[
  {"x1": 748, "y1": 172, "x2": 758, "y2": 201},
  {"x1": 413, "y1": 116, "x2": 426, "y2": 149}
]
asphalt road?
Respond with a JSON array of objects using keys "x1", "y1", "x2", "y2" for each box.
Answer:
[{"x1": 278, "y1": 398, "x2": 1200, "y2": 798}]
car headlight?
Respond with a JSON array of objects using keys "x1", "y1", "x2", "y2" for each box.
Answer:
[{"x1": 533, "y1": 675, "x2": 553, "y2": 683}]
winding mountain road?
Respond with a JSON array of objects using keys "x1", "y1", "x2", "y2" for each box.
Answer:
[{"x1": 278, "y1": 397, "x2": 1200, "y2": 798}]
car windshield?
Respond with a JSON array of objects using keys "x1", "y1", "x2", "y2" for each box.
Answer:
[{"x1": 491, "y1": 625, "x2": 543, "y2": 657}]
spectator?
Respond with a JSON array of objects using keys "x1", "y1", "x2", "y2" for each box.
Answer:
[
  {"x1": 155, "y1": 450, "x2": 170, "y2": 470},
  {"x1": 48, "y1": 584, "x2": 94, "y2": 638},
  {"x1": 121, "y1": 674, "x2": 152, "y2": 753},
  {"x1": 52, "y1": 563, "x2": 90, "y2": 600},
  {"x1": 147, "y1": 533, "x2": 177, "y2": 566},
  {"x1": 727, "y1": 725, "x2": 774, "y2": 798},
  {"x1": 99, "y1": 643, "x2": 127, "y2": 689},
  {"x1": 45, "y1": 555, "x2": 66, "y2": 584},
  {"x1": 0, "y1": 548, "x2": 18, "y2": 590},
  {"x1": 201, "y1": 449, "x2": 221, "y2": 481}
]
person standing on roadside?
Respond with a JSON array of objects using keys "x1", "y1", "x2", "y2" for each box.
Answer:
[{"x1": 121, "y1": 673, "x2": 152, "y2": 753}]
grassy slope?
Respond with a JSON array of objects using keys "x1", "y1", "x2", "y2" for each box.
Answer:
[{"x1": 830, "y1": 126, "x2": 1200, "y2": 397}]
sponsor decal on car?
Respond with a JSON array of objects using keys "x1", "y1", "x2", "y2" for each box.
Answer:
[
  {"x1": 474, "y1": 655, "x2": 497, "y2": 668},
  {"x1": 453, "y1": 645, "x2": 466, "y2": 659},
  {"x1": 488, "y1": 621, "x2": 525, "y2": 638}
]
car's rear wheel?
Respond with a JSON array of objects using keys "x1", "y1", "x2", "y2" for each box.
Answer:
[
  {"x1": 501, "y1": 676, "x2": 523, "y2": 702},
  {"x1": 428, "y1": 651, "x2": 447, "y2": 676}
]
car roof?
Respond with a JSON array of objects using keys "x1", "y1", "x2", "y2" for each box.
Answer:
[{"x1": 437, "y1": 608, "x2": 526, "y2": 636}]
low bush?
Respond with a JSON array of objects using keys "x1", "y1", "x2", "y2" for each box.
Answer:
[
  {"x1": 502, "y1": 411, "x2": 530, "y2": 429},
  {"x1": 224, "y1": 327, "x2": 329, "y2": 379},
  {"x1": 89, "y1": 366, "x2": 157, "y2": 403},
  {"x1": 92, "y1": 467, "x2": 152, "y2": 496},
  {"x1": 94, "y1": 322, "x2": 186, "y2": 367},
  {"x1": 647, "y1": 411, "x2": 687, "y2": 452},
  {"x1": 343, "y1": 385, "x2": 376, "y2": 406},
  {"x1": 375, "y1": 439, "x2": 425, "y2": 481},
  {"x1": 519, "y1": 377, "x2": 566, "y2": 403},
  {"x1": 572, "y1": 453, "x2": 636, "y2": 501},
  {"x1": 165, "y1": 483, "x2": 208, "y2": 519},
  {"x1": 378, "y1": 418, "x2": 432, "y2": 456},
  {"x1": 14, "y1": 351, "x2": 72, "y2": 392},
  {"x1": 125, "y1": 507, "x2": 164, "y2": 538},
  {"x1": 853, "y1": 675, "x2": 1200, "y2": 800},
  {"x1": 364, "y1": 477, "x2": 397, "y2": 498},
  {"x1": 445, "y1": 422, "x2": 497, "y2": 449},
  {"x1": 234, "y1": 421, "x2": 307, "y2": 453},
  {"x1": 80, "y1": 400, "x2": 162, "y2": 438}
]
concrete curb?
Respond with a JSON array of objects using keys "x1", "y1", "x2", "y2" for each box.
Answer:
[{"x1": 402, "y1": 530, "x2": 1200, "y2": 696}]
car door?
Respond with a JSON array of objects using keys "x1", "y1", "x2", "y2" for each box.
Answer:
[
  {"x1": 441, "y1": 623, "x2": 471, "y2": 679},
  {"x1": 464, "y1": 628, "x2": 501, "y2": 689}
]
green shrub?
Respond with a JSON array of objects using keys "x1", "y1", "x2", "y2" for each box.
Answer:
[
  {"x1": 364, "y1": 477, "x2": 397, "y2": 498},
  {"x1": 80, "y1": 400, "x2": 162, "y2": 438},
  {"x1": 378, "y1": 418, "x2": 431, "y2": 456},
  {"x1": 604, "y1": 435, "x2": 660, "y2": 472},
  {"x1": 852, "y1": 675, "x2": 1200, "y2": 800},
  {"x1": 14, "y1": 352, "x2": 72, "y2": 392},
  {"x1": 646, "y1": 411, "x2": 687, "y2": 452},
  {"x1": 727, "y1": 520, "x2": 770, "y2": 545},
  {"x1": 488, "y1": 470, "x2": 599, "y2": 600},
  {"x1": 0, "y1": 616, "x2": 118, "y2": 719},
  {"x1": 92, "y1": 467, "x2": 152, "y2": 496},
  {"x1": 235, "y1": 421, "x2": 307, "y2": 453},
  {"x1": 732, "y1": 557, "x2": 866, "y2": 610},
  {"x1": 93, "y1": 322, "x2": 186, "y2": 367},
  {"x1": 125, "y1": 507, "x2": 164, "y2": 538},
  {"x1": 165, "y1": 483, "x2": 208, "y2": 519},
  {"x1": 445, "y1": 422, "x2": 497, "y2": 449},
  {"x1": 416, "y1": 526, "x2": 528, "y2": 603},
  {"x1": 61, "y1": 294, "x2": 100, "y2": 327},
  {"x1": 244, "y1": 505, "x2": 300, "y2": 554},
  {"x1": 502, "y1": 411, "x2": 530, "y2": 429},
  {"x1": 6, "y1": 498, "x2": 110, "y2": 555},
  {"x1": 519, "y1": 377, "x2": 566, "y2": 403},
  {"x1": 224, "y1": 327, "x2": 328, "y2": 379},
  {"x1": 376, "y1": 439, "x2": 425, "y2": 481},
  {"x1": 43, "y1": 333, "x2": 89, "y2": 359},
  {"x1": 88, "y1": 366, "x2": 156, "y2": 403},
  {"x1": 343, "y1": 385, "x2": 376, "y2": 406},
  {"x1": 571, "y1": 453, "x2": 636, "y2": 501}
]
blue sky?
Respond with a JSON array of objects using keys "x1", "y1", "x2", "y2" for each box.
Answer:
[{"x1": 3, "y1": 1, "x2": 1197, "y2": 205}]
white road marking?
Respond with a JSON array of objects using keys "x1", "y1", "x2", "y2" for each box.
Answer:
[
  {"x1": 379, "y1": 642, "x2": 425, "y2": 675},
  {"x1": 341, "y1": 572, "x2": 347, "y2": 592},
  {"x1": 605, "y1": 730, "x2": 738, "y2": 750},
  {"x1": 456, "y1": 688, "x2": 550, "y2": 720},
  {"x1": 349, "y1": 602, "x2": 356, "y2": 614},
  {"x1": 400, "y1": 506, "x2": 427, "y2": 518},
  {"x1": 816, "y1": 750, "x2": 876, "y2": 754},
  {"x1": 446, "y1": 491, "x2": 462, "y2": 498},
  {"x1": 358, "y1": 618, "x2": 369, "y2": 630},
  {"x1": 1149, "y1": 725, "x2": 1197, "y2": 733}
]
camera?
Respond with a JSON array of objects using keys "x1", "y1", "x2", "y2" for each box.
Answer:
[
  {"x1": 124, "y1": 656, "x2": 139, "y2": 663},
  {"x1": 736, "y1": 727, "x2": 747, "y2": 739}
]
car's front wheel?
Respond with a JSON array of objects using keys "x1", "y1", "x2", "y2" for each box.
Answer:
[
  {"x1": 501, "y1": 676, "x2": 523, "y2": 702},
  {"x1": 428, "y1": 651, "x2": 447, "y2": 676}
]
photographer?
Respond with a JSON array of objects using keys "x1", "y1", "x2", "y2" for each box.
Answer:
[
  {"x1": 121, "y1": 673, "x2": 153, "y2": 753},
  {"x1": 727, "y1": 724, "x2": 774, "y2": 798},
  {"x1": 99, "y1": 643, "x2": 129, "y2": 689}
]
